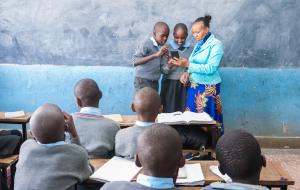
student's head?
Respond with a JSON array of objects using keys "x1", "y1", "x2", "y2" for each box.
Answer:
[
  {"x1": 30, "y1": 103, "x2": 65, "y2": 144},
  {"x1": 135, "y1": 123, "x2": 184, "y2": 181},
  {"x1": 153, "y1": 22, "x2": 170, "y2": 46},
  {"x1": 132, "y1": 87, "x2": 162, "y2": 122},
  {"x1": 192, "y1": 15, "x2": 211, "y2": 42},
  {"x1": 173, "y1": 23, "x2": 188, "y2": 47},
  {"x1": 216, "y1": 130, "x2": 266, "y2": 184},
  {"x1": 74, "y1": 79, "x2": 102, "y2": 108}
]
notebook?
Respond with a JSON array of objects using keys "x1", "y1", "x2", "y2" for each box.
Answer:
[
  {"x1": 103, "y1": 114, "x2": 123, "y2": 123},
  {"x1": 176, "y1": 163, "x2": 205, "y2": 186},
  {"x1": 4, "y1": 111, "x2": 25, "y2": 118},
  {"x1": 157, "y1": 111, "x2": 215, "y2": 125},
  {"x1": 209, "y1": 165, "x2": 232, "y2": 182},
  {"x1": 90, "y1": 156, "x2": 142, "y2": 182}
]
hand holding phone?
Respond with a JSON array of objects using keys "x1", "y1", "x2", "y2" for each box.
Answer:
[{"x1": 170, "y1": 51, "x2": 180, "y2": 59}]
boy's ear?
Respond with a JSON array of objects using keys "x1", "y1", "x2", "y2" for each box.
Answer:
[
  {"x1": 135, "y1": 154, "x2": 142, "y2": 167},
  {"x1": 261, "y1": 154, "x2": 266, "y2": 167},
  {"x1": 158, "y1": 105, "x2": 163, "y2": 114},
  {"x1": 76, "y1": 98, "x2": 82, "y2": 108},
  {"x1": 178, "y1": 153, "x2": 185, "y2": 168},
  {"x1": 131, "y1": 103, "x2": 136, "y2": 112}
]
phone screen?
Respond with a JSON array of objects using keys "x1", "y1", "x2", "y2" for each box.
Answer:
[{"x1": 170, "y1": 51, "x2": 180, "y2": 59}]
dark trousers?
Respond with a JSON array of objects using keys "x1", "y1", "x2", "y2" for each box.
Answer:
[{"x1": 134, "y1": 77, "x2": 159, "y2": 93}]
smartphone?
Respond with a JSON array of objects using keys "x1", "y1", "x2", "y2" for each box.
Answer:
[{"x1": 170, "y1": 51, "x2": 180, "y2": 59}]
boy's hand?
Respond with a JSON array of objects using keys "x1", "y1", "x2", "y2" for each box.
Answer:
[
  {"x1": 180, "y1": 72, "x2": 189, "y2": 85},
  {"x1": 63, "y1": 112, "x2": 78, "y2": 138},
  {"x1": 155, "y1": 45, "x2": 169, "y2": 58}
]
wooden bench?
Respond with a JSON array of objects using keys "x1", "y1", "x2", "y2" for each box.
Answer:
[{"x1": 0, "y1": 155, "x2": 19, "y2": 190}]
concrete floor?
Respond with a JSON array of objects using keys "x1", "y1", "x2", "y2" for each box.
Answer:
[{"x1": 262, "y1": 149, "x2": 300, "y2": 190}]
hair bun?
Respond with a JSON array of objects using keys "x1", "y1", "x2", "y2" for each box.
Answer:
[{"x1": 204, "y1": 15, "x2": 212, "y2": 23}]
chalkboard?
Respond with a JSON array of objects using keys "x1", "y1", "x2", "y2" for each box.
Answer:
[{"x1": 0, "y1": 0, "x2": 299, "y2": 67}]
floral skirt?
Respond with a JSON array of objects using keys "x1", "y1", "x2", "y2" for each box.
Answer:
[{"x1": 185, "y1": 82, "x2": 224, "y2": 135}]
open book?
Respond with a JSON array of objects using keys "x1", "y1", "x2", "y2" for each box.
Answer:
[
  {"x1": 176, "y1": 163, "x2": 205, "y2": 186},
  {"x1": 89, "y1": 156, "x2": 142, "y2": 182},
  {"x1": 4, "y1": 111, "x2": 25, "y2": 118},
  {"x1": 157, "y1": 111, "x2": 215, "y2": 125}
]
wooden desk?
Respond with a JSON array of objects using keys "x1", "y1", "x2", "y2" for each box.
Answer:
[
  {"x1": 0, "y1": 112, "x2": 31, "y2": 141},
  {"x1": 119, "y1": 115, "x2": 219, "y2": 150},
  {"x1": 89, "y1": 159, "x2": 294, "y2": 190},
  {"x1": 0, "y1": 155, "x2": 19, "y2": 189}
]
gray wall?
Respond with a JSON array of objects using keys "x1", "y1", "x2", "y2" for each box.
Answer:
[{"x1": 0, "y1": 0, "x2": 299, "y2": 67}]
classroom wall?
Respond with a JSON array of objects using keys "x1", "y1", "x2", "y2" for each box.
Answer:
[{"x1": 0, "y1": 64, "x2": 299, "y2": 136}]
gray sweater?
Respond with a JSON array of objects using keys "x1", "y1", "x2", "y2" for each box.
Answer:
[
  {"x1": 161, "y1": 45, "x2": 193, "y2": 80},
  {"x1": 14, "y1": 139, "x2": 93, "y2": 190},
  {"x1": 72, "y1": 113, "x2": 120, "y2": 158},
  {"x1": 133, "y1": 38, "x2": 162, "y2": 80},
  {"x1": 101, "y1": 181, "x2": 181, "y2": 190},
  {"x1": 115, "y1": 125, "x2": 150, "y2": 159}
]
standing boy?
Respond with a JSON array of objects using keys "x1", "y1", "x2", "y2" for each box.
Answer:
[{"x1": 133, "y1": 22, "x2": 170, "y2": 92}]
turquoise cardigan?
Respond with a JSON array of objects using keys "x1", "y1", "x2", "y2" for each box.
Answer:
[{"x1": 188, "y1": 34, "x2": 224, "y2": 85}]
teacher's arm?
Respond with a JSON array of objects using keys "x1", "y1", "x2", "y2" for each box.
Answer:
[{"x1": 188, "y1": 43, "x2": 224, "y2": 74}]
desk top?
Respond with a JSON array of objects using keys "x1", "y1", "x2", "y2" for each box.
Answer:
[
  {"x1": 0, "y1": 112, "x2": 31, "y2": 123},
  {"x1": 89, "y1": 159, "x2": 294, "y2": 187},
  {"x1": 0, "y1": 155, "x2": 19, "y2": 167}
]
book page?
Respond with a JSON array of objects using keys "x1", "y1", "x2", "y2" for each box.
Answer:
[
  {"x1": 177, "y1": 166, "x2": 187, "y2": 179},
  {"x1": 182, "y1": 111, "x2": 213, "y2": 124},
  {"x1": 90, "y1": 156, "x2": 142, "y2": 182},
  {"x1": 176, "y1": 163, "x2": 204, "y2": 186},
  {"x1": 103, "y1": 114, "x2": 123, "y2": 123},
  {"x1": 157, "y1": 112, "x2": 185, "y2": 124},
  {"x1": 4, "y1": 111, "x2": 25, "y2": 118},
  {"x1": 209, "y1": 165, "x2": 232, "y2": 182}
]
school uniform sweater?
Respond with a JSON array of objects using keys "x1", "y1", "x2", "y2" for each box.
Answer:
[
  {"x1": 101, "y1": 181, "x2": 181, "y2": 190},
  {"x1": 115, "y1": 123, "x2": 154, "y2": 159},
  {"x1": 72, "y1": 112, "x2": 120, "y2": 158},
  {"x1": 14, "y1": 139, "x2": 93, "y2": 190}
]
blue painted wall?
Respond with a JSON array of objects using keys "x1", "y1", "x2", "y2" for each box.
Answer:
[{"x1": 0, "y1": 64, "x2": 299, "y2": 136}]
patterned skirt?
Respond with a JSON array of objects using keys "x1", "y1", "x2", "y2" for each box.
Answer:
[{"x1": 185, "y1": 82, "x2": 224, "y2": 135}]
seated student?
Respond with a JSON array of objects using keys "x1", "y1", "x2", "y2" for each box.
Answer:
[
  {"x1": 203, "y1": 129, "x2": 268, "y2": 190},
  {"x1": 72, "y1": 79, "x2": 120, "y2": 158},
  {"x1": 14, "y1": 103, "x2": 93, "y2": 190},
  {"x1": 115, "y1": 87, "x2": 162, "y2": 159},
  {"x1": 101, "y1": 123, "x2": 185, "y2": 190}
]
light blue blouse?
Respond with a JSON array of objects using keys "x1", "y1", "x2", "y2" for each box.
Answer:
[{"x1": 188, "y1": 34, "x2": 224, "y2": 84}]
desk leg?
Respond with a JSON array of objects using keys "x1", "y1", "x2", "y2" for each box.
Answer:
[
  {"x1": 22, "y1": 123, "x2": 27, "y2": 141},
  {"x1": 280, "y1": 186, "x2": 287, "y2": 190}
]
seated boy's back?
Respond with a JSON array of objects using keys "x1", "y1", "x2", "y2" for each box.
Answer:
[
  {"x1": 14, "y1": 103, "x2": 92, "y2": 190},
  {"x1": 115, "y1": 87, "x2": 162, "y2": 159},
  {"x1": 73, "y1": 79, "x2": 120, "y2": 158}
]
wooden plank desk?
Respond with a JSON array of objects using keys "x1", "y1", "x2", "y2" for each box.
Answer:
[
  {"x1": 0, "y1": 112, "x2": 31, "y2": 141},
  {"x1": 89, "y1": 159, "x2": 294, "y2": 190},
  {"x1": 119, "y1": 115, "x2": 219, "y2": 150}
]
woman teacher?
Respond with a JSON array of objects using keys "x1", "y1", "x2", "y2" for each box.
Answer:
[{"x1": 171, "y1": 15, "x2": 224, "y2": 134}]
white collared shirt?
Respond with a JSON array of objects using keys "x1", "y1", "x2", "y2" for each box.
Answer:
[
  {"x1": 135, "y1": 121, "x2": 155, "y2": 127},
  {"x1": 80, "y1": 107, "x2": 102, "y2": 115},
  {"x1": 137, "y1": 174, "x2": 174, "y2": 189}
]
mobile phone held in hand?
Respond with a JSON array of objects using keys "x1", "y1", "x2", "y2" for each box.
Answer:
[{"x1": 170, "y1": 51, "x2": 180, "y2": 59}]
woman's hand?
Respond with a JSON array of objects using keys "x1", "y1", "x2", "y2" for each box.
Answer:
[
  {"x1": 170, "y1": 58, "x2": 189, "y2": 68},
  {"x1": 180, "y1": 72, "x2": 189, "y2": 85}
]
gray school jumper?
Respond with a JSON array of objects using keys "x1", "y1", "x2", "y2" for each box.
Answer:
[
  {"x1": 101, "y1": 181, "x2": 181, "y2": 190},
  {"x1": 115, "y1": 124, "x2": 152, "y2": 159},
  {"x1": 133, "y1": 38, "x2": 162, "y2": 92},
  {"x1": 72, "y1": 112, "x2": 120, "y2": 158},
  {"x1": 160, "y1": 45, "x2": 193, "y2": 113},
  {"x1": 14, "y1": 139, "x2": 93, "y2": 190}
]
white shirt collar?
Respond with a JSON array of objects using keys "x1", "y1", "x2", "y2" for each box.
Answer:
[
  {"x1": 37, "y1": 140, "x2": 66, "y2": 147},
  {"x1": 80, "y1": 107, "x2": 102, "y2": 115},
  {"x1": 137, "y1": 174, "x2": 174, "y2": 189},
  {"x1": 135, "y1": 121, "x2": 155, "y2": 127},
  {"x1": 150, "y1": 37, "x2": 159, "y2": 47}
]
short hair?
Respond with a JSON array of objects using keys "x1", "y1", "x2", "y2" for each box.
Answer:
[
  {"x1": 173, "y1": 23, "x2": 188, "y2": 35},
  {"x1": 216, "y1": 130, "x2": 264, "y2": 180},
  {"x1": 153, "y1": 21, "x2": 170, "y2": 33},
  {"x1": 193, "y1": 14, "x2": 212, "y2": 28},
  {"x1": 134, "y1": 87, "x2": 161, "y2": 116},
  {"x1": 74, "y1": 79, "x2": 102, "y2": 106}
]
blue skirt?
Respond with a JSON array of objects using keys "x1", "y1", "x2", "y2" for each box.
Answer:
[{"x1": 185, "y1": 82, "x2": 224, "y2": 135}]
